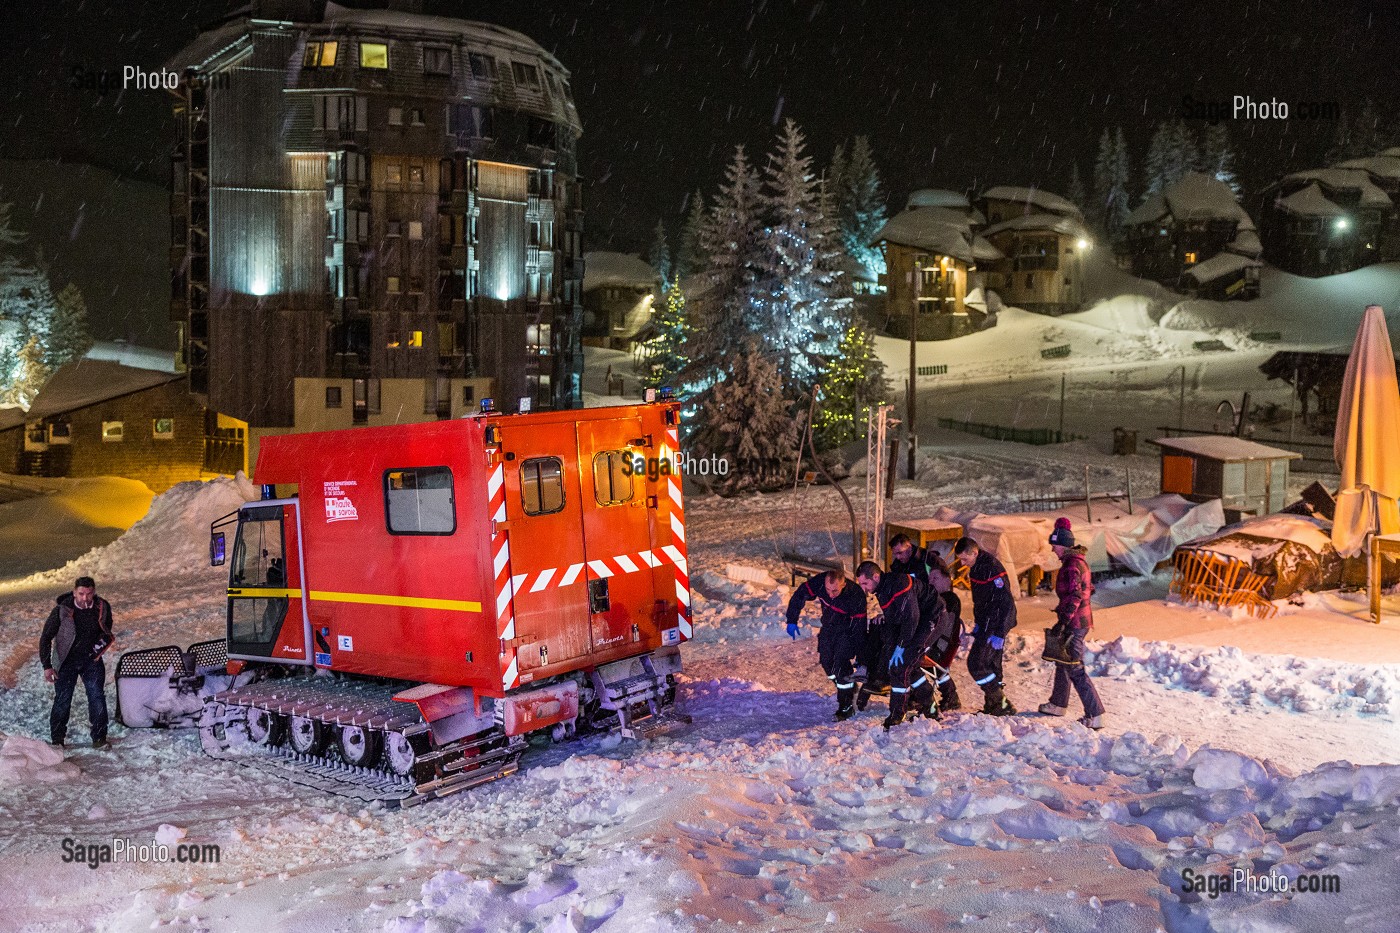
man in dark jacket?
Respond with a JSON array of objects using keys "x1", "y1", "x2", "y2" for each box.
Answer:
[
  {"x1": 785, "y1": 570, "x2": 869, "y2": 720},
  {"x1": 953, "y1": 537, "x2": 1017, "y2": 716},
  {"x1": 889, "y1": 534, "x2": 963, "y2": 711},
  {"x1": 39, "y1": 576, "x2": 115, "y2": 748},
  {"x1": 855, "y1": 561, "x2": 941, "y2": 729}
]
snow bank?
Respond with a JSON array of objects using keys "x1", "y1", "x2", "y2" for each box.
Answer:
[
  {"x1": 13, "y1": 473, "x2": 258, "y2": 588},
  {"x1": 0, "y1": 734, "x2": 80, "y2": 783},
  {"x1": 1090, "y1": 635, "x2": 1400, "y2": 716}
]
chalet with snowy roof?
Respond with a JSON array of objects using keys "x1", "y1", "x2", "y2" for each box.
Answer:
[
  {"x1": 979, "y1": 212, "x2": 1090, "y2": 316},
  {"x1": 907, "y1": 188, "x2": 985, "y2": 224},
  {"x1": 0, "y1": 359, "x2": 229, "y2": 492},
  {"x1": 976, "y1": 186, "x2": 1082, "y2": 226},
  {"x1": 1259, "y1": 155, "x2": 1400, "y2": 276},
  {"x1": 581, "y1": 251, "x2": 656, "y2": 350},
  {"x1": 870, "y1": 207, "x2": 1002, "y2": 341},
  {"x1": 1121, "y1": 173, "x2": 1261, "y2": 299},
  {"x1": 166, "y1": 0, "x2": 585, "y2": 449}
]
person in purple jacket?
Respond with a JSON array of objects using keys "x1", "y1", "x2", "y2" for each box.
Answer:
[{"x1": 1039, "y1": 518, "x2": 1106, "y2": 729}]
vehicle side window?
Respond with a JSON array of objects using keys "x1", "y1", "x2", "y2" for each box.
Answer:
[
  {"x1": 384, "y1": 466, "x2": 456, "y2": 535},
  {"x1": 592, "y1": 450, "x2": 634, "y2": 506},
  {"x1": 521, "y1": 457, "x2": 565, "y2": 515}
]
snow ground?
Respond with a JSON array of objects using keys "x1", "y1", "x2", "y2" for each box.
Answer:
[
  {"x1": 3, "y1": 262, "x2": 1400, "y2": 930},
  {"x1": 0, "y1": 453, "x2": 1398, "y2": 932}
]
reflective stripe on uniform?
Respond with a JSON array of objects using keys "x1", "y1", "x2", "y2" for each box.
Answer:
[
  {"x1": 835, "y1": 681, "x2": 855, "y2": 690},
  {"x1": 937, "y1": 672, "x2": 951, "y2": 684},
  {"x1": 975, "y1": 673, "x2": 997, "y2": 685},
  {"x1": 911, "y1": 676, "x2": 927, "y2": 690},
  {"x1": 891, "y1": 686, "x2": 909, "y2": 694}
]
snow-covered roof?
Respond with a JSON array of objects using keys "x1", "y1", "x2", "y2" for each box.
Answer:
[
  {"x1": 970, "y1": 235, "x2": 1004, "y2": 263},
  {"x1": 979, "y1": 186, "x2": 1082, "y2": 218},
  {"x1": 907, "y1": 188, "x2": 970, "y2": 210},
  {"x1": 835, "y1": 253, "x2": 877, "y2": 283},
  {"x1": 1151, "y1": 435, "x2": 1301, "y2": 462},
  {"x1": 0, "y1": 359, "x2": 184, "y2": 432},
  {"x1": 1332, "y1": 156, "x2": 1400, "y2": 181},
  {"x1": 1283, "y1": 168, "x2": 1392, "y2": 207},
  {"x1": 582, "y1": 252, "x2": 656, "y2": 291},
  {"x1": 1126, "y1": 173, "x2": 1255, "y2": 229},
  {"x1": 1382, "y1": 147, "x2": 1400, "y2": 159},
  {"x1": 1225, "y1": 228, "x2": 1264, "y2": 259},
  {"x1": 1276, "y1": 183, "x2": 1348, "y2": 218},
  {"x1": 1182, "y1": 251, "x2": 1260, "y2": 286},
  {"x1": 981, "y1": 212, "x2": 1087, "y2": 239},
  {"x1": 871, "y1": 209, "x2": 975, "y2": 264}
]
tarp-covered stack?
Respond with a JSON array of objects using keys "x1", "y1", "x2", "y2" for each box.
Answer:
[{"x1": 1174, "y1": 514, "x2": 1343, "y2": 599}]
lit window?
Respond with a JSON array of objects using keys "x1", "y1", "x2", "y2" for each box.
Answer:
[
  {"x1": 152, "y1": 418, "x2": 175, "y2": 440},
  {"x1": 387, "y1": 276, "x2": 401, "y2": 294},
  {"x1": 388, "y1": 106, "x2": 403, "y2": 126},
  {"x1": 408, "y1": 330, "x2": 423, "y2": 348},
  {"x1": 424, "y1": 47, "x2": 451, "y2": 75},
  {"x1": 102, "y1": 421, "x2": 124, "y2": 442},
  {"x1": 304, "y1": 41, "x2": 339, "y2": 68},
  {"x1": 408, "y1": 220, "x2": 423, "y2": 240},
  {"x1": 319, "y1": 41, "x2": 339, "y2": 67},
  {"x1": 1184, "y1": 251, "x2": 1198, "y2": 264},
  {"x1": 408, "y1": 165, "x2": 424, "y2": 186},
  {"x1": 360, "y1": 42, "x2": 389, "y2": 69},
  {"x1": 386, "y1": 163, "x2": 402, "y2": 185}
]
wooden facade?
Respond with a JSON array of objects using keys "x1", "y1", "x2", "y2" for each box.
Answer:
[
  {"x1": 1258, "y1": 161, "x2": 1400, "y2": 278},
  {"x1": 979, "y1": 214, "x2": 1088, "y2": 316},
  {"x1": 872, "y1": 207, "x2": 993, "y2": 341},
  {"x1": 168, "y1": 0, "x2": 584, "y2": 427},
  {"x1": 1120, "y1": 173, "x2": 1260, "y2": 297},
  {"x1": 0, "y1": 361, "x2": 226, "y2": 493}
]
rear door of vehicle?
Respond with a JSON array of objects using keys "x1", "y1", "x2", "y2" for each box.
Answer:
[
  {"x1": 227, "y1": 500, "x2": 309, "y2": 664},
  {"x1": 577, "y1": 416, "x2": 660, "y2": 657}
]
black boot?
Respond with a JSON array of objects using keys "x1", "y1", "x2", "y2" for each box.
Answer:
[
  {"x1": 883, "y1": 690, "x2": 909, "y2": 730},
  {"x1": 982, "y1": 685, "x2": 1017, "y2": 717},
  {"x1": 855, "y1": 686, "x2": 871, "y2": 711},
  {"x1": 833, "y1": 686, "x2": 856, "y2": 721},
  {"x1": 938, "y1": 675, "x2": 962, "y2": 712},
  {"x1": 911, "y1": 681, "x2": 939, "y2": 721}
]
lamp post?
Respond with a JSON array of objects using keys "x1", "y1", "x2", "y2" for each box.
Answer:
[{"x1": 907, "y1": 259, "x2": 920, "y2": 479}]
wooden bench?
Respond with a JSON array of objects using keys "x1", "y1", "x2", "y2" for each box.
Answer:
[{"x1": 782, "y1": 552, "x2": 845, "y2": 586}]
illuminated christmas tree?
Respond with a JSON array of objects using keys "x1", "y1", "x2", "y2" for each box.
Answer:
[
  {"x1": 643, "y1": 275, "x2": 690, "y2": 390},
  {"x1": 814, "y1": 322, "x2": 887, "y2": 450}
]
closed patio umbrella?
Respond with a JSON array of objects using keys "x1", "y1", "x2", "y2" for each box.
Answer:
[{"x1": 1332, "y1": 304, "x2": 1400, "y2": 558}]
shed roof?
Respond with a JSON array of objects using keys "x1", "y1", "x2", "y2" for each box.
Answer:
[
  {"x1": 1282, "y1": 168, "x2": 1393, "y2": 207},
  {"x1": 0, "y1": 359, "x2": 184, "y2": 432},
  {"x1": 981, "y1": 212, "x2": 1088, "y2": 239},
  {"x1": 1276, "y1": 182, "x2": 1348, "y2": 218},
  {"x1": 979, "y1": 186, "x2": 1082, "y2": 218},
  {"x1": 1182, "y1": 250, "x2": 1260, "y2": 286},
  {"x1": 1151, "y1": 435, "x2": 1302, "y2": 462},
  {"x1": 871, "y1": 208, "x2": 975, "y2": 264}
]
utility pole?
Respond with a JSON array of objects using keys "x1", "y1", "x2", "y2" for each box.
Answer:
[
  {"x1": 1178, "y1": 363, "x2": 1187, "y2": 432},
  {"x1": 907, "y1": 260, "x2": 920, "y2": 479},
  {"x1": 1058, "y1": 374, "x2": 1067, "y2": 441}
]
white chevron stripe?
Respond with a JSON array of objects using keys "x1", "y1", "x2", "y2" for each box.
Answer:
[
  {"x1": 493, "y1": 543, "x2": 510, "y2": 577},
  {"x1": 638, "y1": 549, "x2": 661, "y2": 567},
  {"x1": 529, "y1": 567, "x2": 556, "y2": 592},
  {"x1": 669, "y1": 512, "x2": 686, "y2": 543},
  {"x1": 559, "y1": 563, "x2": 584, "y2": 586},
  {"x1": 613, "y1": 554, "x2": 639, "y2": 574},
  {"x1": 511, "y1": 573, "x2": 529, "y2": 593},
  {"x1": 674, "y1": 580, "x2": 690, "y2": 606},
  {"x1": 587, "y1": 560, "x2": 613, "y2": 578},
  {"x1": 502, "y1": 655, "x2": 518, "y2": 688},
  {"x1": 501, "y1": 617, "x2": 515, "y2": 641},
  {"x1": 661, "y1": 545, "x2": 687, "y2": 572},
  {"x1": 668, "y1": 478, "x2": 683, "y2": 504},
  {"x1": 487, "y1": 466, "x2": 503, "y2": 498},
  {"x1": 493, "y1": 502, "x2": 507, "y2": 523},
  {"x1": 495, "y1": 586, "x2": 513, "y2": 619}
]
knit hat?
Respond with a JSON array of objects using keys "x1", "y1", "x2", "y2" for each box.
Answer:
[{"x1": 1049, "y1": 516, "x2": 1075, "y2": 548}]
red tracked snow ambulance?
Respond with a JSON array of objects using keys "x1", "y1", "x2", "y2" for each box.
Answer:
[{"x1": 116, "y1": 398, "x2": 691, "y2": 805}]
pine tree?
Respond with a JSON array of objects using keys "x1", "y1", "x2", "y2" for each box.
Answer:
[
  {"x1": 643, "y1": 276, "x2": 689, "y2": 390},
  {"x1": 1144, "y1": 119, "x2": 1199, "y2": 195},
  {"x1": 689, "y1": 340, "x2": 800, "y2": 494},
  {"x1": 49, "y1": 282, "x2": 93, "y2": 370},
  {"x1": 1201, "y1": 123, "x2": 1241, "y2": 195},
  {"x1": 814, "y1": 321, "x2": 887, "y2": 450},
  {"x1": 1091, "y1": 129, "x2": 1114, "y2": 232},
  {"x1": 2, "y1": 335, "x2": 49, "y2": 410},
  {"x1": 688, "y1": 146, "x2": 764, "y2": 385},
  {"x1": 647, "y1": 220, "x2": 672, "y2": 292},
  {"x1": 676, "y1": 190, "x2": 706, "y2": 279},
  {"x1": 1066, "y1": 161, "x2": 1087, "y2": 215},
  {"x1": 833, "y1": 135, "x2": 888, "y2": 277},
  {"x1": 758, "y1": 119, "x2": 854, "y2": 391}
]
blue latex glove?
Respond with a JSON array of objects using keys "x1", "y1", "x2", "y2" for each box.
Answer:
[
  {"x1": 988, "y1": 636, "x2": 1005, "y2": 650},
  {"x1": 888, "y1": 645, "x2": 905, "y2": 668},
  {"x1": 786, "y1": 622, "x2": 800, "y2": 640}
]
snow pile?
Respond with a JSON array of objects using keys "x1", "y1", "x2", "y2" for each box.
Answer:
[
  {"x1": 15, "y1": 473, "x2": 258, "y2": 587},
  {"x1": 1089, "y1": 635, "x2": 1400, "y2": 716},
  {"x1": 0, "y1": 734, "x2": 80, "y2": 783}
]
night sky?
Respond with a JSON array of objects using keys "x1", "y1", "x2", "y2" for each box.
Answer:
[{"x1": 1, "y1": 0, "x2": 1397, "y2": 252}]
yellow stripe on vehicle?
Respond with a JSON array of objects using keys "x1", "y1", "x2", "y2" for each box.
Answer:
[{"x1": 228, "y1": 588, "x2": 481, "y2": 614}]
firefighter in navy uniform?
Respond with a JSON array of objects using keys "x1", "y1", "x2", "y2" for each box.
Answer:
[
  {"x1": 784, "y1": 570, "x2": 869, "y2": 721},
  {"x1": 854, "y1": 562, "x2": 941, "y2": 730},
  {"x1": 889, "y1": 534, "x2": 963, "y2": 711},
  {"x1": 953, "y1": 536, "x2": 1018, "y2": 715}
]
